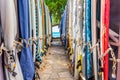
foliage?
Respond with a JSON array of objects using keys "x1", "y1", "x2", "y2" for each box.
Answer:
[{"x1": 44, "y1": 0, "x2": 67, "y2": 25}]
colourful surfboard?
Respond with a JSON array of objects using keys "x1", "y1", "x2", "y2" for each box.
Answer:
[
  {"x1": 41, "y1": 0, "x2": 46, "y2": 47},
  {"x1": 77, "y1": 0, "x2": 85, "y2": 79},
  {"x1": 74, "y1": 0, "x2": 84, "y2": 79},
  {"x1": 35, "y1": 0, "x2": 40, "y2": 63},
  {"x1": 38, "y1": 0, "x2": 45, "y2": 59},
  {"x1": 100, "y1": 0, "x2": 110, "y2": 80},
  {"x1": 85, "y1": 0, "x2": 93, "y2": 79},
  {"x1": 35, "y1": 0, "x2": 43, "y2": 63}
]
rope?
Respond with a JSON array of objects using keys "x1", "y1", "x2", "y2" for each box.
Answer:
[
  {"x1": 99, "y1": 48, "x2": 112, "y2": 60},
  {"x1": 88, "y1": 43, "x2": 99, "y2": 53},
  {"x1": 0, "y1": 35, "x2": 50, "y2": 77},
  {"x1": 0, "y1": 35, "x2": 49, "y2": 55},
  {"x1": 0, "y1": 43, "x2": 18, "y2": 76},
  {"x1": 0, "y1": 43, "x2": 5, "y2": 56},
  {"x1": 1, "y1": 35, "x2": 120, "y2": 78}
]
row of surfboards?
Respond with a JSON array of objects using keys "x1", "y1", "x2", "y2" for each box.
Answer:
[
  {"x1": 60, "y1": 0, "x2": 120, "y2": 80},
  {"x1": 0, "y1": 0, "x2": 52, "y2": 80}
]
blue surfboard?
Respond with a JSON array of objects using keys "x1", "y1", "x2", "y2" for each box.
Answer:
[
  {"x1": 17, "y1": 0, "x2": 35, "y2": 80},
  {"x1": 85, "y1": 0, "x2": 93, "y2": 79}
]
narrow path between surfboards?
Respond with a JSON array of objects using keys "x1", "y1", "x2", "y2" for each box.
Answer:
[{"x1": 38, "y1": 41, "x2": 74, "y2": 80}]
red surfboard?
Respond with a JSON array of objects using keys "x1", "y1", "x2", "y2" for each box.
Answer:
[{"x1": 100, "y1": 0, "x2": 110, "y2": 80}]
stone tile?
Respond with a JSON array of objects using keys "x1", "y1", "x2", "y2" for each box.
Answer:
[
  {"x1": 45, "y1": 64, "x2": 52, "y2": 69},
  {"x1": 58, "y1": 72, "x2": 73, "y2": 78},
  {"x1": 40, "y1": 73, "x2": 50, "y2": 80},
  {"x1": 48, "y1": 78, "x2": 58, "y2": 80},
  {"x1": 42, "y1": 68, "x2": 53, "y2": 74},
  {"x1": 53, "y1": 69, "x2": 69, "y2": 73},
  {"x1": 38, "y1": 45, "x2": 74, "y2": 80},
  {"x1": 50, "y1": 73, "x2": 59, "y2": 78},
  {"x1": 53, "y1": 65, "x2": 66, "y2": 69},
  {"x1": 59, "y1": 78, "x2": 74, "y2": 80}
]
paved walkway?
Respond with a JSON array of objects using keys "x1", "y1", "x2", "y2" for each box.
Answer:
[{"x1": 39, "y1": 45, "x2": 74, "y2": 80}]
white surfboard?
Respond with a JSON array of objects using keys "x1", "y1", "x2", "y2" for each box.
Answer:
[
  {"x1": 0, "y1": 0, "x2": 23, "y2": 80},
  {"x1": 0, "y1": 11, "x2": 5, "y2": 80},
  {"x1": 91, "y1": 0, "x2": 98, "y2": 80},
  {"x1": 30, "y1": 0, "x2": 36, "y2": 62}
]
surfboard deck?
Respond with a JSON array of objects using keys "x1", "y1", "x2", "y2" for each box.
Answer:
[
  {"x1": 18, "y1": 0, "x2": 35, "y2": 79},
  {"x1": 0, "y1": 13, "x2": 5, "y2": 80},
  {"x1": 100, "y1": 0, "x2": 110, "y2": 80},
  {"x1": 103, "y1": 0, "x2": 110, "y2": 80},
  {"x1": 82, "y1": 0, "x2": 86, "y2": 78},
  {"x1": 85, "y1": 0, "x2": 93, "y2": 79},
  {"x1": 74, "y1": 0, "x2": 84, "y2": 79},
  {"x1": 0, "y1": 0, "x2": 24, "y2": 80},
  {"x1": 32, "y1": 0, "x2": 37, "y2": 63},
  {"x1": 91, "y1": 0, "x2": 98, "y2": 80}
]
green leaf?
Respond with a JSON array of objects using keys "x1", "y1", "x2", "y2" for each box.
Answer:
[{"x1": 45, "y1": 0, "x2": 67, "y2": 25}]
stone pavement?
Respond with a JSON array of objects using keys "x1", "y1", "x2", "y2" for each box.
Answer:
[{"x1": 38, "y1": 46, "x2": 74, "y2": 80}]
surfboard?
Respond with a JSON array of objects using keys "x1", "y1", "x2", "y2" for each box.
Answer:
[
  {"x1": 0, "y1": 12, "x2": 5, "y2": 80},
  {"x1": 72, "y1": 0, "x2": 78, "y2": 77},
  {"x1": 38, "y1": 0, "x2": 43, "y2": 53},
  {"x1": 74, "y1": 0, "x2": 84, "y2": 79},
  {"x1": 45, "y1": 5, "x2": 49, "y2": 47},
  {"x1": 100, "y1": 0, "x2": 110, "y2": 80},
  {"x1": 39, "y1": 0, "x2": 45, "y2": 55},
  {"x1": 103, "y1": 0, "x2": 110, "y2": 80},
  {"x1": 61, "y1": 13, "x2": 64, "y2": 46},
  {"x1": 48, "y1": 13, "x2": 52, "y2": 47},
  {"x1": 61, "y1": 12, "x2": 66, "y2": 47},
  {"x1": 85, "y1": 0, "x2": 93, "y2": 79},
  {"x1": 70, "y1": 0, "x2": 82, "y2": 79},
  {"x1": 70, "y1": 0, "x2": 74, "y2": 53},
  {"x1": 30, "y1": 0, "x2": 36, "y2": 63},
  {"x1": 38, "y1": 0, "x2": 46, "y2": 58},
  {"x1": 17, "y1": 0, "x2": 35, "y2": 79},
  {"x1": 34, "y1": 1, "x2": 42, "y2": 79},
  {"x1": 47, "y1": 6, "x2": 51, "y2": 47},
  {"x1": 67, "y1": 0, "x2": 72, "y2": 59},
  {"x1": 91, "y1": 0, "x2": 98, "y2": 80},
  {"x1": 0, "y1": 0, "x2": 24, "y2": 80},
  {"x1": 42, "y1": 0, "x2": 46, "y2": 47},
  {"x1": 35, "y1": 0, "x2": 39, "y2": 62},
  {"x1": 64, "y1": 14, "x2": 67, "y2": 50},
  {"x1": 77, "y1": 0, "x2": 85, "y2": 79},
  {"x1": 29, "y1": 0, "x2": 32, "y2": 50},
  {"x1": 35, "y1": 0, "x2": 43, "y2": 63},
  {"x1": 100, "y1": 1, "x2": 105, "y2": 79},
  {"x1": 0, "y1": 55, "x2": 4, "y2": 80},
  {"x1": 47, "y1": 6, "x2": 52, "y2": 47},
  {"x1": 82, "y1": 0, "x2": 86, "y2": 78}
]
